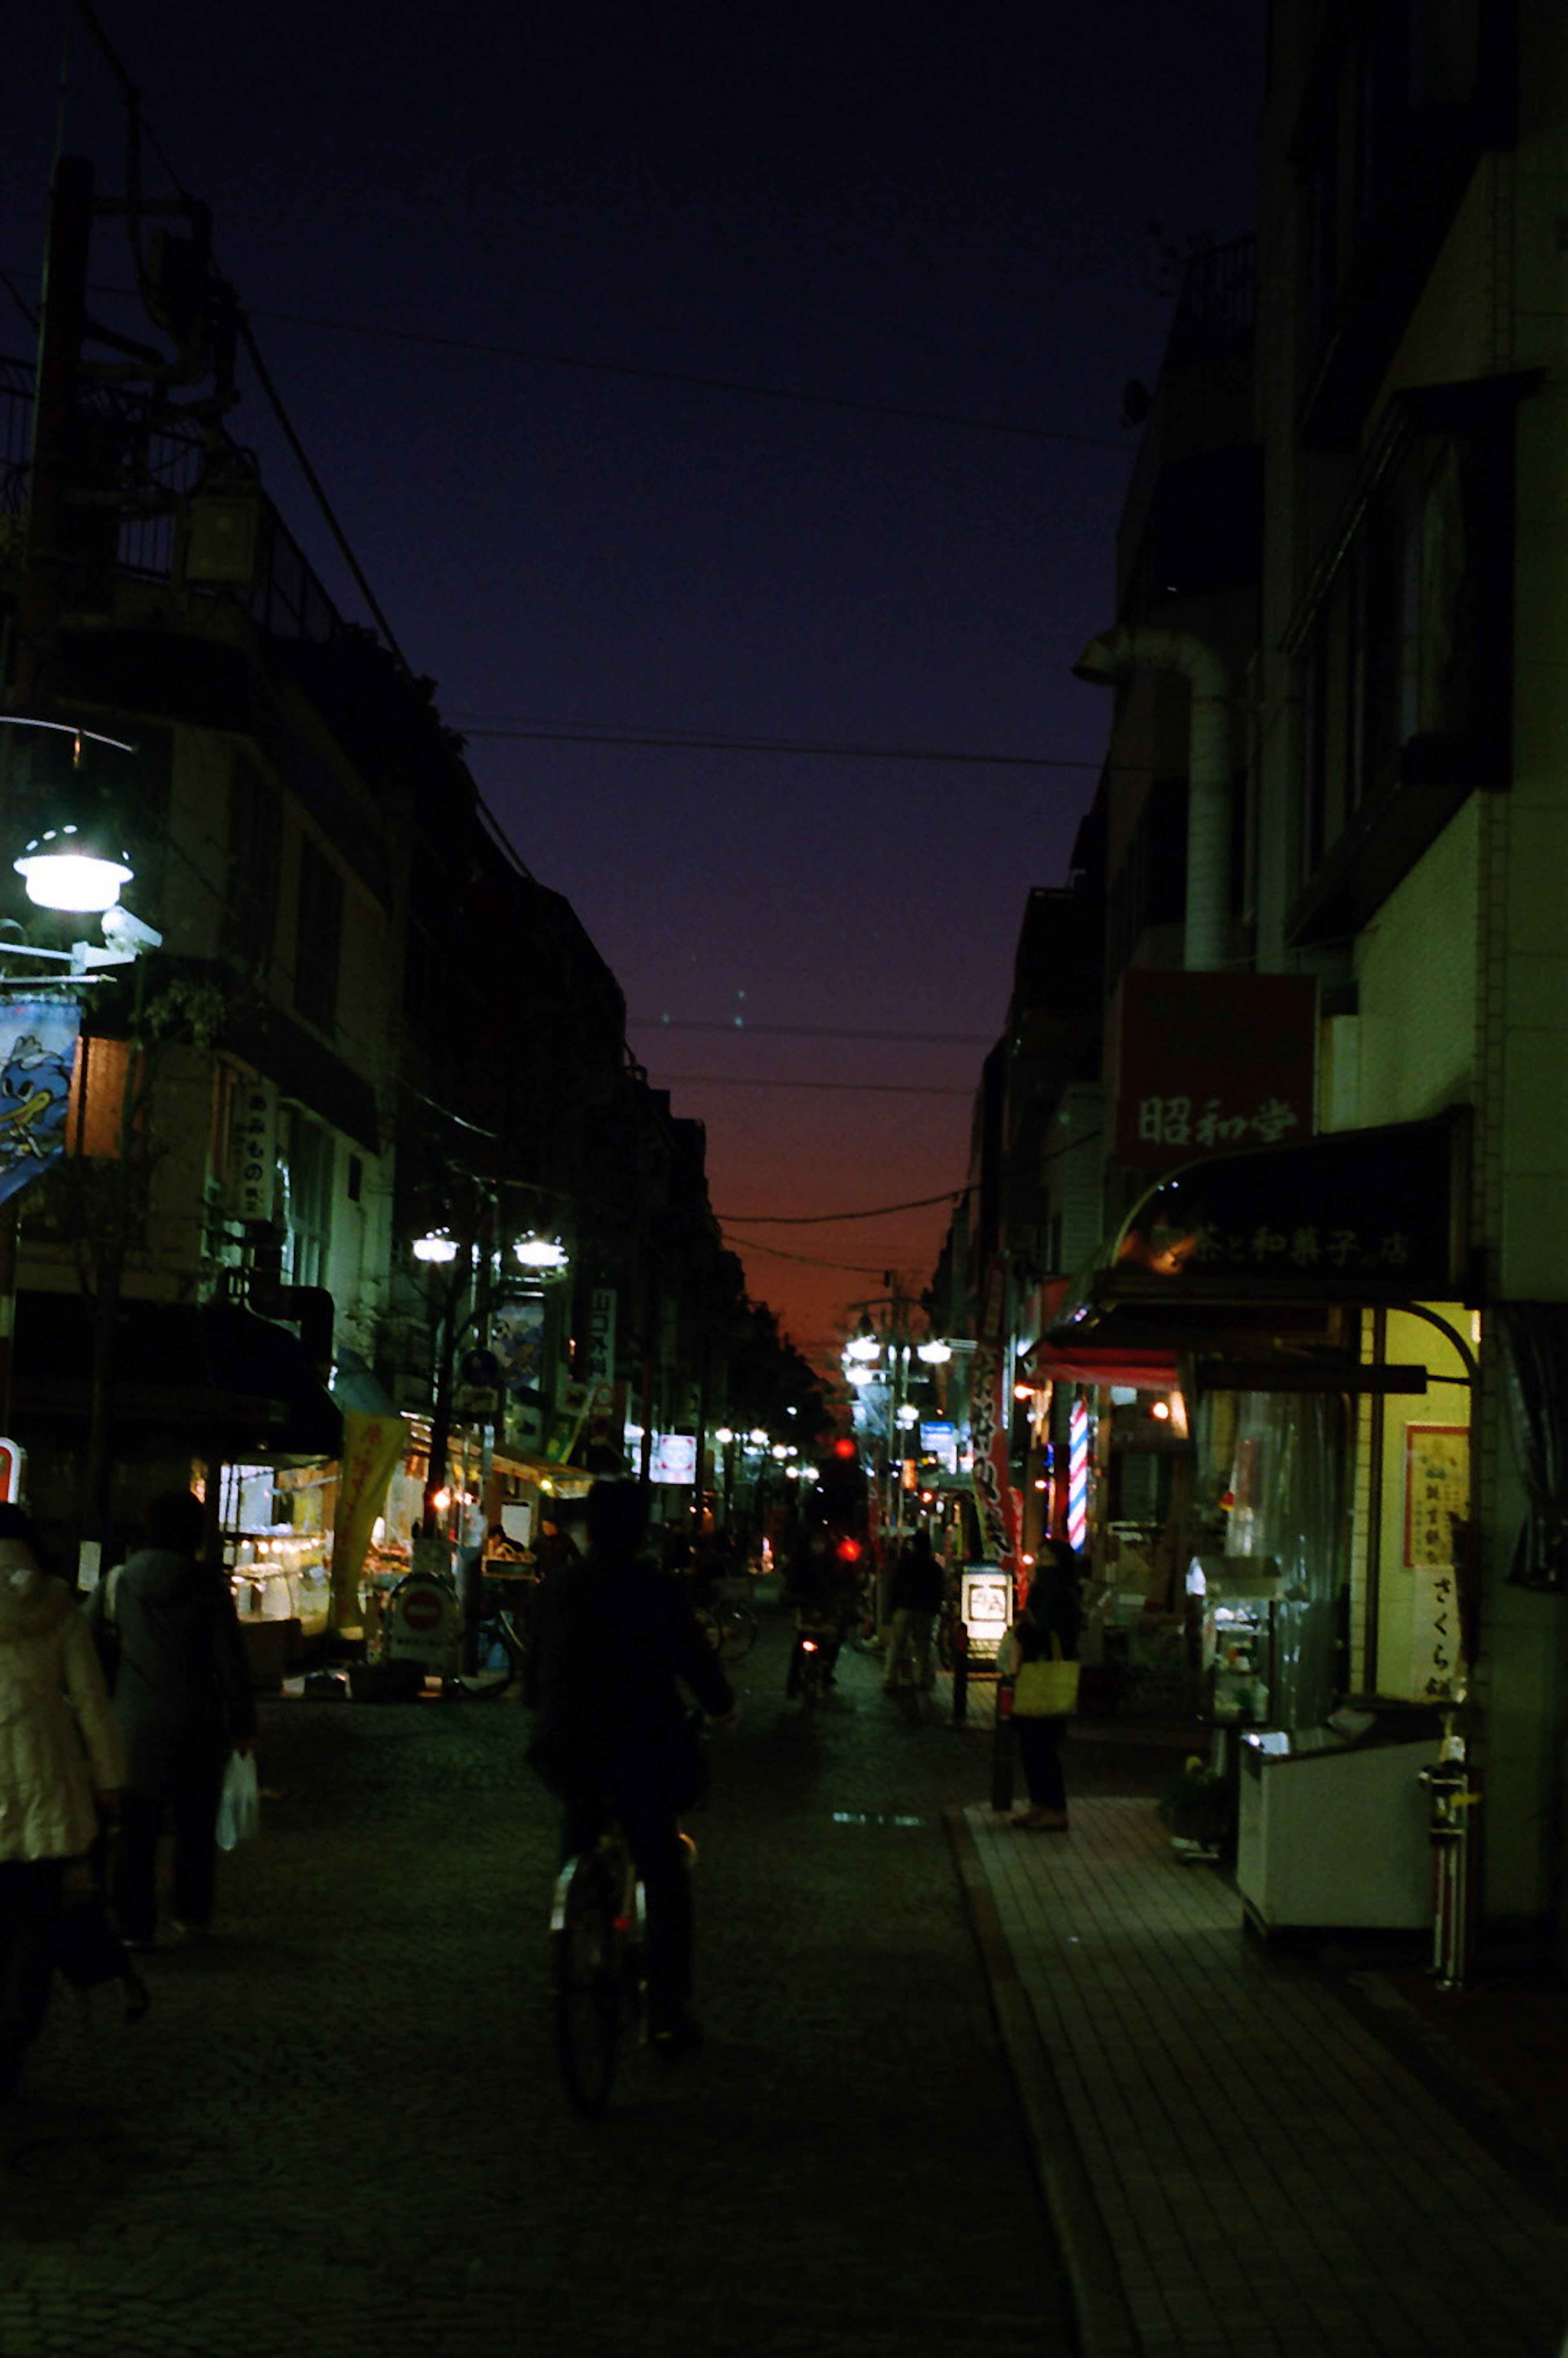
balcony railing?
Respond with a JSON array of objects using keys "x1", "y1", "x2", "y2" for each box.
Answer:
[
  {"x1": 0, "y1": 357, "x2": 356, "y2": 650},
  {"x1": 1167, "y1": 235, "x2": 1256, "y2": 363}
]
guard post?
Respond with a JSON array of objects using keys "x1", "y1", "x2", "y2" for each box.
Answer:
[
  {"x1": 950, "y1": 1616, "x2": 969, "y2": 1721},
  {"x1": 991, "y1": 1671, "x2": 1015, "y2": 1812}
]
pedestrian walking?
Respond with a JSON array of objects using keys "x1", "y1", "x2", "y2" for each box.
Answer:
[
  {"x1": 525, "y1": 1479, "x2": 736, "y2": 2057},
  {"x1": 91, "y1": 1489, "x2": 256, "y2": 1947},
  {"x1": 882, "y1": 1527, "x2": 944, "y2": 1694},
  {"x1": 998, "y1": 1539, "x2": 1083, "y2": 1831},
  {"x1": 0, "y1": 1502, "x2": 125, "y2": 2097}
]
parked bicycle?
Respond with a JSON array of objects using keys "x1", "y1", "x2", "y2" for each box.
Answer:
[{"x1": 446, "y1": 1563, "x2": 535, "y2": 1700}]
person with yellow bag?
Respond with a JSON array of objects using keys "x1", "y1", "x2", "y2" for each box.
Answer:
[{"x1": 998, "y1": 1540, "x2": 1083, "y2": 1831}]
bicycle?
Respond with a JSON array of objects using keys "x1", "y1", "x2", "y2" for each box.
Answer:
[
  {"x1": 788, "y1": 1612, "x2": 837, "y2": 1706},
  {"x1": 550, "y1": 1815, "x2": 646, "y2": 2117},
  {"x1": 694, "y1": 1597, "x2": 758, "y2": 1660},
  {"x1": 447, "y1": 1564, "x2": 535, "y2": 1700}
]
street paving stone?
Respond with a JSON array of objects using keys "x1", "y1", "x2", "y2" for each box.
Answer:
[{"x1": 2, "y1": 1595, "x2": 1078, "y2": 2358}]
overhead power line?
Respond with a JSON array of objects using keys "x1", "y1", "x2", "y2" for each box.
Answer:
[
  {"x1": 721, "y1": 1188, "x2": 963, "y2": 1227},
  {"x1": 238, "y1": 301, "x2": 1132, "y2": 452},
  {"x1": 454, "y1": 717, "x2": 1100, "y2": 771},
  {"x1": 726, "y1": 1237, "x2": 893, "y2": 1275},
  {"x1": 635, "y1": 1018, "x2": 995, "y2": 1046},
  {"x1": 661, "y1": 1074, "x2": 970, "y2": 1097}
]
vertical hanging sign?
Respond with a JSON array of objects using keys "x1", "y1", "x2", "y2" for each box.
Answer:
[
  {"x1": 586, "y1": 1287, "x2": 617, "y2": 1388},
  {"x1": 0, "y1": 997, "x2": 80, "y2": 1205},
  {"x1": 969, "y1": 1257, "x2": 1022, "y2": 1574},
  {"x1": 227, "y1": 1075, "x2": 277, "y2": 1222}
]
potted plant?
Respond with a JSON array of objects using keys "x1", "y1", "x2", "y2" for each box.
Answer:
[{"x1": 1155, "y1": 1756, "x2": 1231, "y2": 1857}]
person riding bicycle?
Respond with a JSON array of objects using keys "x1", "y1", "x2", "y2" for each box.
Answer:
[
  {"x1": 525, "y1": 1480, "x2": 735, "y2": 2058},
  {"x1": 783, "y1": 1524, "x2": 849, "y2": 1695}
]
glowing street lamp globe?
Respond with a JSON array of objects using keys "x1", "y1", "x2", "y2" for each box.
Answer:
[
  {"x1": 413, "y1": 1228, "x2": 461, "y2": 1265},
  {"x1": 514, "y1": 1234, "x2": 568, "y2": 1271},
  {"x1": 15, "y1": 825, "x2": 133, "y2": 914}
]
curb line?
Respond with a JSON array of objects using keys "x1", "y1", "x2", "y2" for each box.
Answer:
[{"x1": 947, "y1": 1806, "x2": 1142, "y2": 2358}]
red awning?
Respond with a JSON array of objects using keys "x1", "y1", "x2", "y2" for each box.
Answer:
[
  {"x1": 1019, "y1": 1280, "x2": 1178, "y2": 1393},
  {"x1": 1022, "y1": 1342, "x2": 1180, "y2": 1390}
]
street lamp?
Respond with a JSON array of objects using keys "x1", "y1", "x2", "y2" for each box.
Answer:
[
  {"x1": 513, "y1": 1233, "x2": 568, "y2": 1273},
  {"x1": 412, "y1": 1227, "x2": 461, "y2": 1265},
  {"x1": 7, "y1": 720, "x2": 140, "y2": 916}
]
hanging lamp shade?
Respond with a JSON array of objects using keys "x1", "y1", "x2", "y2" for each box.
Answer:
[{"x1": 14, "y1": 822, "x2": 134, "y2": 913}]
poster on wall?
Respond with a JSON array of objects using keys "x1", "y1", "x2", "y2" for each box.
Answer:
[
  {"x1": 0, "y1": 996, "x2": 81, "y2": 1205},
  {"x1": 1403, "y1": 1425, "x2": 1468, "y2": 1570}
]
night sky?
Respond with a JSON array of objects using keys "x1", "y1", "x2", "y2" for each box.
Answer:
[{"x1": 0, "y1": 0, "x2": 1261, "y2": 1366}]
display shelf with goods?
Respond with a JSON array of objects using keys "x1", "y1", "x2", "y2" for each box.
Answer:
[
  {"x1": 220, "y1": 1462, "x2": 334, "y2": 1683},
  {"x1": 1187, "y1": 1556, "x2": 1282, "y2": 1725}
]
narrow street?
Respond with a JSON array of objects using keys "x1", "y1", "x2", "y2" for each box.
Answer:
[{"x1": 3, "y1": 1588, "x2": 1092, "y2": 2358}]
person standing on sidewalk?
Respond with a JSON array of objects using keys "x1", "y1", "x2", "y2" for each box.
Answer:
[
  {"x1": 92, "y1": 1489, "x2": 256, "y2": 1948},
  {"x1": 0, "y1": 1502, "x2": 125, "y2": 2098},
  {"x1": 1000, "y1": 1540, "x2": 1082, "y2": 1831},
  {"x1": 525, "y1": 1479, "x2": 736, "y2": 2057}
]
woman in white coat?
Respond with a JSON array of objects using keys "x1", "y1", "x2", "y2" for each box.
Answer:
[{"x1": 0, "y1": 1502, "x2": 125, "y2": 2098}]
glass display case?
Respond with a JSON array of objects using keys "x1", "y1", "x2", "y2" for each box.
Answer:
[{"x1": 1187, "y1": 1555, "x2": 1282, "y2": 1724}]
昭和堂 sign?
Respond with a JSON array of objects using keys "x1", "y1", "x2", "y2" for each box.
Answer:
[{"x1": 1114, "y1": 970, "x2": 1318, "y2": 1173}]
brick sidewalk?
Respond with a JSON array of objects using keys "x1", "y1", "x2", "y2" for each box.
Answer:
[{"x1": 953, "y1": 1793, "x2": 1568, "y2": 2357}]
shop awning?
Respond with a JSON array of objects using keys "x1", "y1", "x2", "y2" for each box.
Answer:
[
  {"x1": 1044, "y1": 1112, "x2": 1472, "y2": 1384},
  {"x1": 1020, "y1": 1284, "x2": 1179, "y2": 1391},
  {"x1": 13, "y1": 1290, "x2": 343, "y2": 1462}
]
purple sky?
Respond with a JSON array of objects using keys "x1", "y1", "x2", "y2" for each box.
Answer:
[{"x1": 0, "y1": 0, "x2": 1261, "y2": 1364}]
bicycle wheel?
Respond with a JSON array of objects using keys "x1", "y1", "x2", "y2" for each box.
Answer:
[
  {"x1": 550, "y1": 1854, "x2": 622, "y2": 2116},
  {"x1": 449, "y1": 1603, "x2": 528, "y2": 1699}
]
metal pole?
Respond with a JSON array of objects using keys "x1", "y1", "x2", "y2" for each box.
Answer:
[{"x1": 990, "y1": 1665, "x2": 1015, "y2": 1810}]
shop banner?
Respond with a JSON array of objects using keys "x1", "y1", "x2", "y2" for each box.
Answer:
[
  {"x1": 331, "y1": 1410, "x2": 409, "y2": 1636},
  {"x1": 970, "y1": 1258, "x2": 1022, "y2": 1574},
  {"x1": 226, "y1": 1074, "x2": 277, "y2": 1222},
  {"x1": 0, "y1": 997, "x2": 80, "y2": 1206},
  {"x1": 585, "y1": 1287, "x2": 617, "y2": 1387},
  {"x1": 491, "y1": 1294, "x2": 546, "y2": 1396}
]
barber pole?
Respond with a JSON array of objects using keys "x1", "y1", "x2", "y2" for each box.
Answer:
[{"x1": 1068, "y1": 1398, "x2": 1090, "y2": 1553}]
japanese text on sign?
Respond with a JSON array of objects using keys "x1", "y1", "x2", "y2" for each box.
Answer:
[
  {"x1": 227, "y1": 1079, "x2": 276, "y2": 1221},
  {"x1": 1136, "y1": 1095, "x2": 1300, "y2": 1151},
  {"x1": 1403, "y1": 1426, "x2": 1469, "y2": 1571},
  {"x1": 1184, "y1": 1220, "x2": 1415, "y2": 1274}
]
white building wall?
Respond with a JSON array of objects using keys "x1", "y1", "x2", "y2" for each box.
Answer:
[{"x1": 1345, "y1": 800, "x2": 1480, "y2": 1132}]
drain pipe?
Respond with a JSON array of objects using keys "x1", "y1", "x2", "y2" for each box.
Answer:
[{"x1": 1071, "y1": 625, "x2": 1233, "y2": 971}]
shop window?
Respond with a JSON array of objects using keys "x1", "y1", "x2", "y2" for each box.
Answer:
[
  {"x1": 282, "y1": 1106, "x2": 333, "y2": 1288},
  {"x1": 1294, "y1": 1, "x2": 1510, "y2": 433},
  {"x1": 294, "y1": 838, "x2": 343, "y2": 1034},
  {"x1": 1288, "y1": 386, "x2": 1516, "y2": 944}
]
